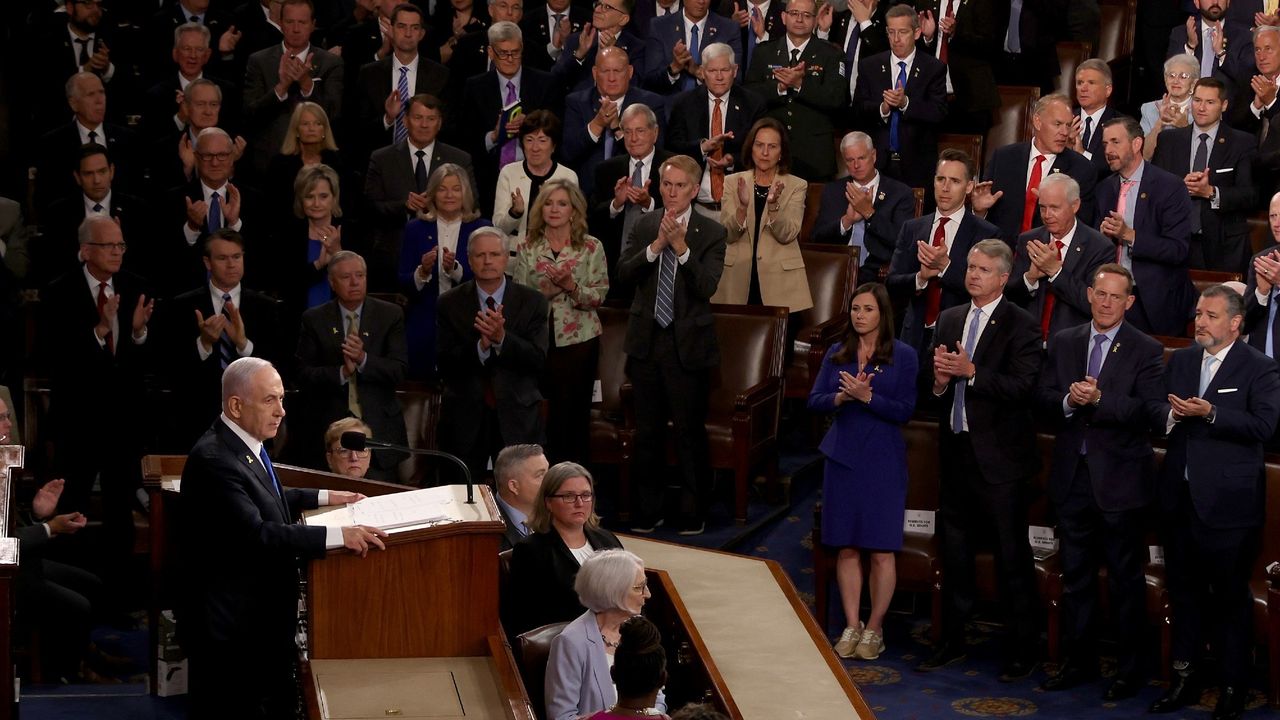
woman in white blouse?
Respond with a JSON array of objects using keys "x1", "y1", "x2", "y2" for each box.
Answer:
[
  {"x1": 493, "y1": 110, "x2": 578, "y2": 252},
  {"x1": 398, "y1": 163, "x2": 492, "y2": 378}
]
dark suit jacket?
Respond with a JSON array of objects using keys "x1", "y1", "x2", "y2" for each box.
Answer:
[
  {"x1": 1167, "y1": 19, "x2": 1254, "y2": 94},
  {"x1": 1094, "y1": 162, "x2": 1195, "y2": 336},
  {"x1": 519, "y1": 4, "x2": 591, "y2": 71},
  {"x1": 745, "y1": 35, "x2": 849, "y2": 180},
  {"x1": 618, "y1": 209, "x2": 727, "y2": 368},
  {"x1": 295, "y1": 297, "x2": 410, "y2": 468},
  {"x1": 853, "y1": 50, "x2": 948, "y2": 189},
  {"x1": 1037, "y1": 321, "x2": 1166, "y2": 511},
  {"x1": 1160, "y1": 341, "x2": 1280, "y2": 528},
  {"x1": 932, "y1": 298, "x2": 1043, "y2": 481},
  {"x1": 887, "y1": 211, "x2": 1001, "y2": 353},
  {"x1": 630, "y1": 0, "x2": 683, "y2": 37},
  {"x1": 591, "y1": 149, "x2": 673, "y2": 299},
  {"x1": 142, "y1": 74, "x2": 241, "y2": 142},
  {"x1": 1244, "y1": 244, "x2": 1280, "y2": 354},
  {"x1": 165, "y1": 179, "x2": 265, "y2": 298},
  {"x1": 496, "y1": 500, "x2": 529, "y2": 552},
  {"x1": 34, "y1": 121, "x2": 139, "y2": 213},
  {"x1": 437, "y1": 278, "x2": 549, "y2": 453},
  {"x1": 459, "y1": 67, "x2": 556, "y2": 208},
  {"x1": 229, "y1": 0, "x2": 284, "y2": 64},
  {"x1": 561, "y1": 86, "x2": 668, "y2": 197},
  {"x1": 981, "y1": 142, "x2": 1098, "y2": 242},
  {"x1": 556, "y1": 26, "x2": 647, "y2": 93},
  {"x1": 242, "y1": 43, "x2": 344, "y2": 175},
  {"x1": 665, "y1": 84, "x2": 765, "y2": 180},
  {"x1": 356, "y1": 55, "x2": 450, "y2": 153},
  {"x1": 164, "y1": 285, "x2": 281, "y2": 448},
  {"x1": 911, "y1": 0, "x2": 1000, "y2": 114},
  {"x1": 445, "y1": 28, "x2": 495, "y2": 97},
  {"x1": 1005, "y1": 223, "x2": 1115, "y2": 339},
  {"x1": 1074, "y1": 105, "x2": 1121, "y2": 179},
  {"x1": 811, "y1": 174, "x2": 915, "y2": 275},
  {"x1": 1150, "y1": 123, "x2": 1258, "y2": 273},
  {"x1": 178, "y1": 419, "x2": 324, "y2": 651},
  {"x1": 642, "y1": 11, "x2": 743, "y2": 94},
  {"x1": 737, "y1": 0, "x2": 788, "y2": 82},
  {"x1": 29, "y1": 20, "x2": 125, "y2": 130},
  {"x1": 143, "y1": 3, "x2": 237, "y2": 84},
  {"x1": 502, "y1": 526, "x2": 624, "y2": 635},
  {"x1": 39, "y1": 192, "x2": 152, "y2": 288}
]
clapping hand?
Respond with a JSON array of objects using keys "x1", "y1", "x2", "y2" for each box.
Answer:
[
  {"x1": 1253, "y1": 74, "x2": 1278, "y2": 110},
  {"x1": 132, "y1": 294, "x2": 154, "y2": 337},
  {"x1": 1169, "y1": 393, "x2": 1212, "y2": 419},
  {"x1": 1253, "y1": 249, "x2": 1280, "y2": 295},
  {"x1": 837, "y1": 369, "x2": 874, "y2": 404},
  {"x1": 195, "y1": 306, "x2": 229, "y2": 351},
  {"x1": 968, "y1": 180, "x2": 1004, "y2": 214},
  {"x1": 32, "y1": 479, "x2": 65, "y2": 520},
  {"x1": 87, "y1": 40, "x2": 111, "y2": 73},
  {"x1": 1026, "y1": 238, "x2": 1063, "y2": 278},
  {"x1": 772, "y1": 62, "x2": 805, "y2": 90},
  {"x1": 219, "y1": 25, "x2": 242, "y2": 53},
  {"x1": 1099, "y1": 211, "x2": 1132, "y2": 245},
  {"x1": 1184, "y1": 170, "x2": 1212, "y2": 199},
  {"x1": 474, "y1": 304, "x2": 507, "y2": 348},
  {"x1": 1068, "y1": 376, "x2": 1100, "y2": 408},
  {"x1": 916, "y1": 240, "x2": 949, "y2": 280},
  {"x1": 341, "y1": 329, "x2": 365, "y2": 378}
]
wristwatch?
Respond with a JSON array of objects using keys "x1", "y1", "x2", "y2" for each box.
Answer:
[{"x1": 1207, "y1": 405, "x2": 1218, "y2": 424}]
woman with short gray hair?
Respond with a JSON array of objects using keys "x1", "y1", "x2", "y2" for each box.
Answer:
[{"x1": 1140, "y1": 54, "x2": 1197, "y2": 159}]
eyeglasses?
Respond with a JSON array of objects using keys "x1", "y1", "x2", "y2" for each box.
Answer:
[
  {"x1": 631, "y1": 580, "x2": 649, "y2": 592},
  {"x1": 86, "y1": 242, "x2": 127, "y2": 252},
  {"x1": 550, "y1": 491, "x2": 594, "y2": 503},
  {"x1": 784, "y1": 10, "x2": 814, "y2": 19},
  {"x1": 197, "y1": 151, "x2": 233, "y2": 162},
  {"x1": 593, "y1": 1, "x2": 624, "y2": 13},
  {"x1": 0, "y1": 413, "x2": 10, "y2": 422},
  {"x1": 329, "y1": 447, "x2": 370, "y2": 458},
  {"x1": 1165, "y1": 71, "x2": 1194, "y2": 80},
  {"x1": 492, "y1": 48, "x2": 522, "y2": 59}
]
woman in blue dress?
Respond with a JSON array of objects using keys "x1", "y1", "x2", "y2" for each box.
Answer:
[{"x1": 808, "y1": 282, "x2": 917, "y2": 661}]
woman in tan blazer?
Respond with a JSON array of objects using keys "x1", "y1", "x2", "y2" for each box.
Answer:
[{"x1": 712, "y1": 117, "x2": 813, "y2": 313}]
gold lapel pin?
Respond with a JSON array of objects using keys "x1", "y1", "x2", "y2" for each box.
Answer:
[
  {"x1": 1140, "y1": 192, "x2": 1148, "y2": 199},
  {"x1": 878, "y1": 192, "x2": 886, "y2": 200},
  {"x1": 1111, "y1": 342, "x2": 1121, "y2": 353},
  {"x1": 246, "y1": 455, "x2": 255, "y2": 465},
  {"x1": 331, "y1": 327, "x2": 340, "y2": 335}
]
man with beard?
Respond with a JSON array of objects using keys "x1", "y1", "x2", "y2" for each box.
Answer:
[{"x1": 1169, "y1": 0, "x2": 1255, "y2": 92}]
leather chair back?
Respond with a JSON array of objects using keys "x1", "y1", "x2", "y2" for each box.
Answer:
[
  {"x1": 396, "y1": 381, "x2": 442, "y2": 486},
  {"x1": 518, "y1": 621, "x2": 571, "y2": 720},
  {"x1": 707, "y1": 305, "x2": 787, "y2": 418},
  {"x1": 589, "y1": 306, "x2": 631, "y2": 465},
  {"x1": 801, "y1": 181, "x2": 826, "y2": 242},
  {"x1": 986, "y1": 86, "x2": 1041, "y2": 168},
  {"x1": 938, "y1": 134, "x2": 985, "y2": 178},
  {"x1": 1097, "y1": 0, "x2": 1137, "y2": 64},
  {"x1": 1055, "y1": 41, "x2": 1092, "y2": 99},
  {"x1": 785, "y1": 245, "x2": 857, "y2": 398}
]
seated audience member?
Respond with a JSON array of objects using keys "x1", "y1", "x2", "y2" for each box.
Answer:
[
  {"x1": 554, "y1": 0, "x2": 645, "y2": 93},
  {"x1": 493, "y1": 443, "x2": 549, "y2": 550},
  {"x1": 711, "y1": 117, "x2": 812, "y2": 316},
  {"x1": 324, "y1": 417, "x2": 373, "y2": 478},
  {"x1": 808, "y1": 282, "x2": 916, "y2": 661},
  {"x1": 460, "y1": 21, "x2": 557, "y2": 211},
  {"x1": 365, "y1": 93, "x2": 476, "y2": 289},
  {"x1": 437, "y1": 228, "x2": 549, "y2": 481},
  {"x1": 242, "y1": 0, "x2": 344, "y2": 177},
  {"x1": 41, "y1": 144, "x2": 152, "y2": 289},
  {"x1": 641, "y1": 0, "x2": 741, "y2": 95},
  {"x1": 590, "y1": 104, "x2": 671, "y2": 301},
  {"x1": 518, "y1": 0, "x2": 587, "y2": 72},
  {"x1": 147, "y1": 78, "x2": 245, "y2": 194},
  {"x1": 296, "y1": 251, "x2": 409, "y2": 479},
  {"x1": 428, "y1": 0, "x2": 489, "y2": 65},
  {"x1": 1150, "y1": 77, "x2": 1257, "y2": 273},
  {"x1": 265, "y1": 102, "x2": 345, "y2": 228},
  {"x1": 546, "y1": 552, "x2": 668, "y2": 720},
  {"x1": 1141, "y1": 54, "x2": 1197, "y2": 160},
  {"x1": 399, "y1": 164, "x2": 493, "y2": 377},
  {"x1": 1005, "y1": 174, "x2": 1114, "y2": 343},
  {"x1": 851, "y1": 3, "x2": 947, "y2": 191},
  {"x1": 353, "y1": 2, "x2": 449, "y2": 158},
  {"x1": 512, "y1": 180, "x2": 609, "y2": 464},
  {"x1": 562, "y1": 46, "x2": 668, "y2": 197},
  {"x1": 744, "y1": 0, "x2": 847, "y2": 181},
  {"x1": 494, "y1": 111, "x2": 579, "y2": 253},
  {"x1": 505, "y1": 462, "x2": 623, "y2": 636},
  {"x1": 1094, "y1": 116, "x2": 1195, "y2": 337},
  {"x1": 1072, "y1": 59, "x2": 1122, "y2": 179},
  {"x1": 811, "y1": 131, "x2": 914, "y2": 285},
  {"x1": 36, "y1": 72, "x2": 138, "y2": 213},
  {"x1": 971, "y1": 92, "x2": 1098, "y2": 244},
  {"x1": 166, "y1": 229, "x2": 280, "y2": 449},
  {"x1": 142, "y1": 23, "x2": 238, "y2": 139}
]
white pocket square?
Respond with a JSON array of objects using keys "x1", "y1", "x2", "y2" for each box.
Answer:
[
  {"x1": 1214, "y1": 168, "x2": 1234, "y2": 174},
  {"x1": 1217, "y1": 387, "x2": 1239, "y2": 393}
]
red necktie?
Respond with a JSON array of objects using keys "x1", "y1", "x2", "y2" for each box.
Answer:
[
  {"x1": 1022, "y1": 155, "x2": 1045, "y2": 234},
  {"x1": 924, "y1": 217, "x2": 949, "y2": 326},
  {"x1": 1040, "y1": 239, "x2": 1064, "y2": 341},
  {"x1": 939, "y1": 0, "x2": 955, "y2": 64},
  {"x1": 97, "y1": 281, "x2": 114, "y2": 354}
]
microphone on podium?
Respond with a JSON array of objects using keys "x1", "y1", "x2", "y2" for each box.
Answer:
[{"x1": 339, "y1": 431, "x2": 476, "y2": 504}]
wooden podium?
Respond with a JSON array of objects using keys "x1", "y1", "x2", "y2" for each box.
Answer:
[{"x1": 142, "y1": 457, "x2": 535, "y2": 719}]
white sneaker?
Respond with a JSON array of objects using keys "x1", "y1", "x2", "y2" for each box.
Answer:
[
  {"x1": 834, "y1": 623, "x2": 863, "y2": 658},
  {"x1": 854, "y1": 628, "x2": 885, "y2": 660}
]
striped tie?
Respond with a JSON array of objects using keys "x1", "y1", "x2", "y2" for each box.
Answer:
[
  {"x1": 347, "y1": 312, "x2": 362, "y2": 418},
  {"x1": 655, "y1": 247, "x2": 677, "y2": 328},
  {"x1": 394, "y1": 67, "x2": 409, "y2": 144},
  {"x1": 217, "y1": 293, "x2": 236, "y2": 369}
]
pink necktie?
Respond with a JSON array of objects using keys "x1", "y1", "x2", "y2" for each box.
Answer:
[{"x1": 1114, "y1": 179, "x2": 1137, "y2": 261}]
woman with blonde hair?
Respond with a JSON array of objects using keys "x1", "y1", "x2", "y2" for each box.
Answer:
[
  {"x1": 494, "y1": 111, "x2": 579, "y2": 253},
  {"x1": 267, "y1": 102, "x2": 345, "y2": 221},
  {"x1": 511, "y1": 180, "x2": 608, "y2": 464}
]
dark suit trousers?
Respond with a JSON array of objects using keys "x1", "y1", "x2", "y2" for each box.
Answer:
[
  {"x1": 1056, "y1": 459, "x2": 1147, "y2": 678},
  {"x1": 1163, "y1": 481, "x2": 1260, "y2": 686},
  {"x1": 542, "y1": 336, "x2": 598, "y2": 466},
  {"x1": 938, "y1": 431, "x2": 1039, "y2": 655},
  {"x1": 188, "y1": 634, "x2": 298, "y2": 720},
  {"x1": 627, "y1": 325, "x2": 712, "y2": 521}
]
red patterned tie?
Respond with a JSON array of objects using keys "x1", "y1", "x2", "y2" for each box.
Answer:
[
  {"x1": 1040, "y1": 239, "x2": 1064, "y2": 341},
  {"x1": 1022, "y1": 155, "x2": 1045, "y2": 234},
  {"x1": 939, "y1": 0, "x2": 955, "y2": 64},
  {"x1": 924, "y1": 217, "x2": 948, "y2": 326}
]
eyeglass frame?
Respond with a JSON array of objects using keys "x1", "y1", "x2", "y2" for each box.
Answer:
[{"x1": 549, "y1": 491, "x2": 595, "y2": 503}]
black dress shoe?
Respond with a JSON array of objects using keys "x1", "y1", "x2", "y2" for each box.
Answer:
[
  {"x1": 999, "y1": 656, "x2": 1038, "y2": 682},
  {"x1": 1041, "y1": 663, "x2": 1097, "y2": 691},
  {"x1": 1149, "y1": 670, "x2": 1200, "y2": 713},
  {"x1": 1104, "y1": 677, "x2": 1142, "y2": 701},
  {"x1": 1212, "y1": 686, "x2": 1246, "y2": 720},
  {"x1": 916, "y1": 642, "x2": 967, "y2": 671}
]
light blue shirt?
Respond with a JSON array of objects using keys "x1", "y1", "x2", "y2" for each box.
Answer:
[
  {"x1": 477, "y1": 277, "x2": 508, "y2": 362},
  {"x1": 495, "y1": 494, "x2": 530, "y2": 537}
]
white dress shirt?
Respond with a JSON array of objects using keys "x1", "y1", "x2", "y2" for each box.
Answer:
[
  {"x1": 76, "y1": 119, "x2": 106, "y2": 146},
  {"x1": 697, "y1": 90, "x2": 732, "y2": 201},
  {"x1": 413, "y1": 217, "x2": 466, "y2": 291},
  {"x1": 68, "y1": 26, "x2": 115, "y2": 82},
  {"x1": 879, "y1": 50, "x2": 915, "y2": 118},
  {"x1": 1023, "y1": 219, "x2": 1077, "y2": 290},
  {"x1": 195, "y1": 282, "x2": 256, "y2": 360},
  {"x1": 273, "y1": 44, "x2": 315, "y2": 101},
  {"x1": 1078, "y1": 106, "x2": 1106, "y2": 160},
  {"x1": 84, "y1": 191, "x2": 112, "y2": 216},
  {"x1": 83, "y1": 266, "x2": 148, "y2": 349},
  {"x1": 183, "y1": 181, "x2": 244, "y2": 245}
]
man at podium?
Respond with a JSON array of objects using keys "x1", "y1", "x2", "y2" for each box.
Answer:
[{"x1": 178, "y1": 357, "x2": 387, "y2": 720}]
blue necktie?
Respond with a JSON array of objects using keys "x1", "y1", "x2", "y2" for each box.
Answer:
[
  {"x1": 1198, "y1": 354, "x2": 1217, "y2": 397},
  {"x1": 1080, "y1": 333, "x2": 1107, "y2": 453},
  {"x1": 1268, "y1": 288, "x2": 1280, "y2": 359},
  {"x1": 747, "y1": 6, "x2": 760, "y2": 68},
  {"x1": 950, "y1": 307, "x2": 983, "y2": 433},
  {"x1": 655, "y1": 247, "x2": 677, "y2": 327},
  {"x1": 844, "y1": 19, "x2": 860, "y2": 71},
  {"x1": 684, "y1": 24, "x2": 701, "y2": 90},
  {"x1": 889, "y1": 61, "x2": 906, "y2": 152},
  {"x1": 394, "y1": 67, "x2": 409, "y2": 144},
  {"x1": 208, "y1": 191, "x2": 223, "y2": 232},
  {"x1": 217, "y1": 292, "x2": 236, "y2": 369},
  {"x1": 258, "y1": 446, "x2": 284, "y2": 499}
]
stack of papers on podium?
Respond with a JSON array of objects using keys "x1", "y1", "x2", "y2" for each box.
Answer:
[{"x1": 304, "y1": 485, "x2": 487, "y2": 534}]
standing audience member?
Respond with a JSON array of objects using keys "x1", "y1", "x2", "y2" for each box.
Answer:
[
  {"x1": 518, "y1": 0, "x2": 586, "y2": 71},
  {"x1": 295, "y1": 251, "x2": 410, "y2": 479},
  {"x1": 30, "y1": 0, "x2": 123, "y2": 131},
  {"x1": 429, "y1": 0, "x2": 490, "y2": 65},
  {"x1": 264, "y1": 102, "x2": 345, "y2": 226},
  {"x1": 504, "y1": 462, "x2": 623, "y2": 636},
  {"x1": 808, "y1": 283, "x2": 917, "y2": 660},
  {"x1": 273, "y1": 164, "x2": 348, "y2": 331},
  {"x1": 399, "y1": 164, "x2": 492, "y2": 377},
  {"x1": 512, "y1": 181, "x2": 609, "y2": 465},
  {"x1": 546, "y1": 552, "x2": 668, "y2": 720},
  {"x1": 1072, "y1": 59, "x2": 1121, "y2": 179},
  {"x1": 36, "y1": 72, "x2": 138, "y2": 213},
  {"x1": 148, "y1": 78, "x2": 241, "y2": 193},
  {"x1": 1150, "y1": 285, "x2": 1280, "y2": 720},
  {"x1": 494, "y1": 111, "x2": 578, "y2": 253},
  {"x1": 916, "y1": 239, "x2": 1042, "y2": 682},
  {"x1": 438, "y1": 228, "x2": 549, "y2": 482},
  {"x1": 619, "y1": 156, "x2": 726, "y2": 536},
  {"x1": 1140, "y1": 54, "x2": 1198, "y2": 160},
  {"x1": 711, "y1": 117, "x2": 813, "y2": 316},
  {"x1": 642, "y1": 0, "x2": 741, "y2": 95},
  {"x1": 493, "y1": 443, "x2": 549, "y2": 550},
  {"x1": 812, "y1": 131, "x2": 915, "y2": 285},
  {"x1": 1036, "y1": 265, "x2": 1165, "y2": 701},
  {"x1": 354, "y1": 3, "x2": 449, "y2": 157},
  {"x1": 1244, "y1": 192, "x2": 1280, "y2": 367},
  {"x1": 1235, "y1": 25, "x2": 1280, "y2": 192},
  {"x1": 1168, "y1": 0, "x2": 1255, "y2": 88},
  {"x1": 323, "y1": 417, "x2": 374, "y2": 478},
  {"x1": 555, "y1": 0, "x2": 645, "y2": 93},
  {"x1": 915, "y1": 0, "x2": 1001, "y2": 135},
  {"x1": 141, "y1": 23, "x2": 238, "y2": 140},
  {"x1": 814, "y1": 0, "x2": 887, "y2": 107},
  {"x1": 451, "y1": 0, "x2": 527, "y2": 85}
]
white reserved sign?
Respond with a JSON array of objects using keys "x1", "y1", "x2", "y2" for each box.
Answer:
[
  {"x1": 1149, "y1": 545, "x2": 1165, "y2": 566},
  {"x1": 1029, "y1": 525, "x2": 1057, "y2": 552},
  {"x1": 904, "y1": 509, "x2": 935, "y2": 534}
]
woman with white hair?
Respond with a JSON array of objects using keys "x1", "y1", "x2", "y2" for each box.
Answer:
[
  {"x1": 1140, "y1": 54, "x2": 1197, "y2": 160},
  {"x1": 544, "y1": 549, "x2": 668, "y2": 720}
]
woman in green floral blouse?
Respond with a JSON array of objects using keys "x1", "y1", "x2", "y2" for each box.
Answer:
[{"x1": 512, "y1": 180, "x2": 610, "y2": 464}]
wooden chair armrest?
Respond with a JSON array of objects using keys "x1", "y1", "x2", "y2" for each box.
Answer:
[
  {"x1": 620, "y1": 382, "x2": 636, "y2": 428},
  {"x1": 734, "y1": 378, "x2": 781, "y2": 413}
]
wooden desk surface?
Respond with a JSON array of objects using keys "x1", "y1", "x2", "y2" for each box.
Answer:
[{"x1": 622, "y1": 536, "x2": 875, "y2": 720}]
